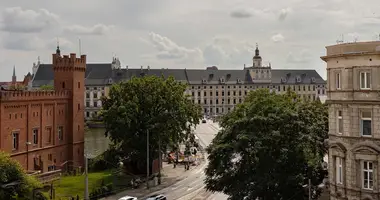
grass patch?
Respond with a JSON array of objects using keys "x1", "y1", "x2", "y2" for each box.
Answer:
[{"x1": 50, "y1": 170, "x2": 113, "y2": 199}]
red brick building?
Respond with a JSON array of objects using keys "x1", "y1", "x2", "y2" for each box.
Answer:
[
  {"x1": 0, "y1": 47, "x2": 85, "y2": 173},
  {"x1": 0, "y1": 66, "x2": 33, "y2": 90}
]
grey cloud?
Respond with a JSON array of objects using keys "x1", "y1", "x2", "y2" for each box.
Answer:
[
  {"x1": 230, "y1": 9, "x2": 252, "y2": 18},
  {"x1": 3, "y1": 35, "x2": 73, "y2": 51},
  {"x1": 271, "y1": 34, "x2": 285, "y2": 43},
  {"x1": 278, "y1": 8, "x2": 292, "y2": 21},
  {"x1": 203, "y1": 37, "x2": 255, "y2": 67},
  {"x1": 0, "y1": 7, "x2": 59, "y2": 33},
  {"x1": 147, "y1": 32, "x2": 203, "y2": 63},
  {"x1": 63, "y1": 24, "x2": 114, "y2": 35},
  {"x1": 286, "y1": 50, "x2": 312, "y2": 64},
  {"x1": 3, "y1": 36, "x2": 44, "y2": 51}
]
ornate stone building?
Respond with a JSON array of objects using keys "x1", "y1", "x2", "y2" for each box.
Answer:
[
  {"x1": 31, "y1": 46, "x2": 326, "y2": 119},
  {"x1": 322, "y1": 41, "x2": 380, "y2": 200}
]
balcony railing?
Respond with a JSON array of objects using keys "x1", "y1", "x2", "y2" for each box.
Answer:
[{"x1": 34, "y1": 169, "x2": 62, "y2": 184}]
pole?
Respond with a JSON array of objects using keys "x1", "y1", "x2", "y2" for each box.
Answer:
[
  {"x1": 158, "y1": 134, "x2": 161, "y2": 184},
  {"x1": 84, "y1": 155, "x2": 89, "y2": 200},
  {"x1": 308, "y1": 178, "x2": 311, "y2": 200},
  {"x1": 146, "y1": 129, "x2": 150, "y2": 189}
]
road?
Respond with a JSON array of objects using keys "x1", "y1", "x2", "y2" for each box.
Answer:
[{"x1": 141, "y1": 121, "x2": 229, "y2": 200}]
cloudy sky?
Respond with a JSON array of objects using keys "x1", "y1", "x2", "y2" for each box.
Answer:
[{"x1": 0, "y1": 0, "x2": 379, "y2": 81}]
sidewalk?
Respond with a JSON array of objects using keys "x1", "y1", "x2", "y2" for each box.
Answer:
[{"x1": 102, "y1": 158, "x2": 205, "y2": 199}]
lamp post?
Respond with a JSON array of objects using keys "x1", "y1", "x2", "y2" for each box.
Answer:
[
  {"x1": 146, "y1": 129, "x2": 150, "y2": 189},
  {"x1": 84, "y1": 154, "x2": 89, "y2": 200},
  {"x1": 84, "y1": 152, "x2": 95, "y2": 200}
]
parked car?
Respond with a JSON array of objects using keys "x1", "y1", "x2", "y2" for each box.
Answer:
[
  {"x1": 202, "y1": 119, "x2": 206, "y2": 123},
  {"x1": 146, "y1": 194, "x2": 167, "y2": 200},
  {"x1": 118, "y1": 196, "x2": 137, "y2": 200}
]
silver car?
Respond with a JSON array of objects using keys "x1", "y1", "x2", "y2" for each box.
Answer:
[
  {"x1": 118, "y1": 196, "x2": 137, "y2": 200},
  {"x1": 146, "y1": 194, "x2": 167, "y2": 200}
]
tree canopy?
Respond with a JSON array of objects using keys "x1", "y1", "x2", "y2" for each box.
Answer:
[
  {"x1": 0, "y1": 151, "x2": 41, "y2": 199},
  {"x1": 204, "y1": 89, "x2": 328, "y2": 200},
  {"x1": 100, "y1": 75, "x2": 202, "y2": 174},
  {"x1": 39, "y1": 85, "x2": 54, "y2": 90}
]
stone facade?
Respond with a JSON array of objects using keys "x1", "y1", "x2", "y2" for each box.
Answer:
[
  {"x1": 322, "y1": 41, "x2": 380, "y2": 200},
  {"x1": 0, "y1": 48, "x2": 85, "y2": 173},
  {"x1": 31, "y1": 46, "x2": 326, "y2": 119}
]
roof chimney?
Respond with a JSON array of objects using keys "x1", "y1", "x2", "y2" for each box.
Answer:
[{"x1": 147, "y1": 66, "x2": 150, "y2": 70}]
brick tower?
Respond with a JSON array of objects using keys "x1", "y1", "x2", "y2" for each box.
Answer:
[{"x1": 52, "y1": 45, "x2": 86, "y2": 169}]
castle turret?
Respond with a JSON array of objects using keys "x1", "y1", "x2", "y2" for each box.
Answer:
[{"x1": 52, "y1": 46, "x2": 86, "y2": 168}]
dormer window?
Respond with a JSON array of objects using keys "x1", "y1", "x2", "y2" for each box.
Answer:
[
  {"x1": 311, "y1": 77, "x2": 316, "y2": 83},
  {"x1": 220, "y1": 78, "x2": 225, "y2": 83},
  {"x1": 108, "y1": 78, "x2": 113, "y2": 84},
  {"x1": 237, "y1": 78, "x2": 242, "y2": 84},
  {"x1": 202, "y1": 79, "x2": 207, "y2": 84},
  {"x1": 296, "y1": 76, "x2": 301, "y2": 83},
  {"x1": 281, "y1": 77, "x2": 286, "y2": 83}
]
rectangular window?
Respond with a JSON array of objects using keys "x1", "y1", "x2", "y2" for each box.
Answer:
[
  {"x1": 338, "y1": 110, "x2": 343, "y2": 134},
  {"x1": 58, "y1": 126, "x2": 63, "y2": 141},
  {"x1": 363, "y1": 161, "x2": 373, "y2": 190},
  {"x1": 33, "y1": 129, "x2": 39, "y2": 144},
  {"x1": 12, "y1": 132, "x2": 19, "y2": 150},
  {"x1": 46, "y1": 127, "x2": 52, "y2": 143},
  {"x1": 94, "y1": 101, "x2": 98, "y2": 107},
  {"x1": 93, "y1": 93, "x2": 98, "y2": 98},
  {"x1": 336, "y1": 73, "x2": 341, "y2": 89},
  {"x1": 361, "y1": 111, "x2": 372, "y2": 136},
  {"x1": 86, "y1": 93, "x2": 90, "y2": 98},
  {"x1": 360, "y1": 72, "x2": 371, "y2": 89},
  {"x1": 336, "y1": 157, "x2": 343, "y2": 184}
]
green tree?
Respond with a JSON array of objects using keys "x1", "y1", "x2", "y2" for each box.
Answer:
[
  {"x1": 9, "y1": 85, "x2": 26, "y2": 90},
  {"x1": 0, "y1": 151, "x2": 41, "y2": 199},
  {"x1": 204, "y1": 89, "x2": 328, "y2": 200},
  {"x1": 100, "y1": 75, "x2": 202, "y2": 174},
  {"x1": 39, "y1": 85, "x2": 54, "y2": 90}
]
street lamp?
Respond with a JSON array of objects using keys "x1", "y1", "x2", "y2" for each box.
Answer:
[{"x1": 84, "y1": 152, "x2": 96, "y2": 200}]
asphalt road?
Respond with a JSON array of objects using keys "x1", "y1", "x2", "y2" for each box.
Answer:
[
  {"x1": 137, "y1": 121, "x2": 229, "y2": 200},
  {"x1": 165, "y1": 122, "x2": 229, "y2": 200}
]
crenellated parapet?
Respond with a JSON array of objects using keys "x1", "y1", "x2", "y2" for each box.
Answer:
[
  {"x1": 53, "y1": 53, "x2": 86, "y2": 72},
  {"x1": 0, "y1": 90, "x2": 71, "y2": 102}
]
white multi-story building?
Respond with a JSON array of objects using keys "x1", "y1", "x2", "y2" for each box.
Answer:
[{"x1": 31, "y1": 46, "x2": 326, "y2": 120}]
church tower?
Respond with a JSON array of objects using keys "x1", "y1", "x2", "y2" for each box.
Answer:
[
  {"x1": 253, "y1": 43, "x2": 262, "y2": 68},
  {"x1": 52, "y1": 45, "x2": 86, "y2": 169},
  {"x1": 12, "y1": 66, "x2": 16, "y2": 86}
]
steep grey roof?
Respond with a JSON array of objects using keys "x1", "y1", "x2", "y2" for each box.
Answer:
[
  {"x1": 31, "y1": 64, "x2": 325, "y2": 88},
  {"x1": 32, "y1": 63, "x2": 113, "y2": 87},
  {"x1": 186, "y1": 69, "x2": 247, "y2": 85},
  {"x1": 108, "y1": 68, "x2": 188, "y2": 84},
  {"x1": 271, "y1": 69, "x2": 325, "y2": 84}
]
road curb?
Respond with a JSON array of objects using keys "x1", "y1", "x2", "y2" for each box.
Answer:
[{"x1": 137, "y1": 160, "x2": 207, "y2": 199}]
